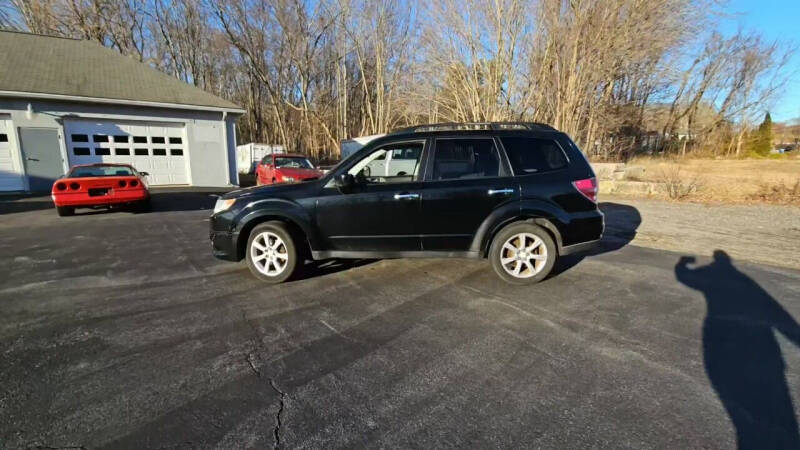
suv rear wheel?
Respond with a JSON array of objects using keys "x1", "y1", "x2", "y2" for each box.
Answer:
[
  {"x1": 489, "y1": 222, "x2": 556, "y2": 284},
  {"x1": 245, "y1": 221, "x2": 299, "y2": 283}
]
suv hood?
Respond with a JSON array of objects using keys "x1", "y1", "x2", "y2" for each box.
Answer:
[{"x1": 223, "y1": 178, "x2": 323, "y2": 200}]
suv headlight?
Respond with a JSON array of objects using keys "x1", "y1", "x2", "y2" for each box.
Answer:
[{"x1": 213, "y1": 198, "x2": 236, "y2": 215}]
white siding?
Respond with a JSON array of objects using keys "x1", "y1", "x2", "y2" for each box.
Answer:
[{"x1": 0, "y1": 118, "x2": 25, "y2": 191}]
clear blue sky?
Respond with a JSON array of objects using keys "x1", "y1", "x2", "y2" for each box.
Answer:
[{"x1": 719, "y1": 0, "x2": 800, "y2": 122}]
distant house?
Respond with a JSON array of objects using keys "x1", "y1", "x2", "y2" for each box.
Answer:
[{"x1": 0, "y1": 30, "x2": 244, "y2": 192}]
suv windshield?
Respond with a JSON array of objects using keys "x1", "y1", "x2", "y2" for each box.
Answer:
[
  {"x1": 275, "y1": 157, "x2": 313, "y2": 169},
  {"x1": 68, "y1": 166, "x2": 135, "y2": 177}
]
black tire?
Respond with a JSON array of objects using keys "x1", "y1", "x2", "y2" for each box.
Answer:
[
  {"x1": 245, "y1": 221, "x2": 299, "y2": 283},
  {"x1": 56, "y1": 206, "x2": 74, "y2": 217},
  {"x1": 489, "y1": 222, "x2": 557, "y2": 285}
]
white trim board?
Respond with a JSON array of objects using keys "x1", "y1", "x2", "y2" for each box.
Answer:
[{"x1": 0, "y1": 90, "x2": 245, "y2": 115}]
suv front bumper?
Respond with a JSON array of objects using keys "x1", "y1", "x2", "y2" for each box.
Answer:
[{"x1": 210, "y1": 230, "x2": 239, "y2": 261}]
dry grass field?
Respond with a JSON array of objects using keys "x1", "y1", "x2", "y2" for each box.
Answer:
[{"x1": 624, "y1": 155, "x2": 800, "y2": 204}]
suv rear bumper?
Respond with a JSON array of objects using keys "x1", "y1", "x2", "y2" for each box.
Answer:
[
  {"x1": 53, "y1": 189, "x2": 149, "y2": 207},
  {"x1": 560, "y1": 238, "x2": 600, "y2": 255},
  {"x1": 556, "y1": 210, "x2": 604, "y2": 254}
]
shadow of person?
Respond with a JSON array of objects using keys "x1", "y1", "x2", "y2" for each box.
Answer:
[{"x1": 676, "y1": 251, "x2": 800, "y2": 449}]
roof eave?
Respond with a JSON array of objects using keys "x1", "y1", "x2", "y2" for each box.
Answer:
[{"x1": 0, "y1": 90, "x2": 245, "y2": 115}]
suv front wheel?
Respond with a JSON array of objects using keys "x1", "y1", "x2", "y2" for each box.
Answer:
[
  {"x1": 489, "y1": 222, "x2": 557, "y2": 284},
  {"x1": 245, "y1": 221, "x2": 299, "y2": 283}
]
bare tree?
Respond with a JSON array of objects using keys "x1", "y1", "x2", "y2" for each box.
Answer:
[
  {"x1": 4, "y1": 0, "x2": 795, "y2": 161},
  {"x1": 416, "y1": 0, "x2": 529, "y2": 123}
]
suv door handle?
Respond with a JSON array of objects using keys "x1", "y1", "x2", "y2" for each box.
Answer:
[
  {"x1": 488, "y1": 188, "x2": 514, "y2": 195},
  {"x1": 393, "y1": 193, "x2": 419, "y2": 200}
]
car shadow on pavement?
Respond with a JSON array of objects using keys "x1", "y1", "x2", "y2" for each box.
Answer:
[
  {"x1": 148, "y1": 190, "x2": 228, "y2": 213},
  {"x1": 675, "y1": 251, "x2": 800, "y2": 448},
  {"x1": 300, "y1": 258, "x2": 377, "y2": 279},
  {"x1": 551, "y1": 202, "x2": 641, "y2": 276},
  {"x1": 0, "y1": 195, "x2": 53, "y2": 215},
  {"x1": 0, "y1": 190, "x2": 229, "y2": 215}
]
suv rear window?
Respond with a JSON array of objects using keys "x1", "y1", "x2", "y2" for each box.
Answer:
[{"x1": 501, "y1": 137, "x2": 568, "y2": 174}]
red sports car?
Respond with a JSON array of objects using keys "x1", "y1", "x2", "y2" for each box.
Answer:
[
  {"x1": 256, "y1": 154, "x2": 323, "y2": 186},
  {"x1": 51, "y1": 163, "x2": 150, "y2": 216}
]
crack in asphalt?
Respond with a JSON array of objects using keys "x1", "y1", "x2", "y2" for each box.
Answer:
[
  {"x1": 241, "y1": 308, "x2": 288, "y2": 449},
  {"x1": 268, "y1": 378, "x2": 287, "y2": 449},
  {"x1": 28, "y1": 446, "x2": 86, "y2": 450},
  {"x1": 246, "y1": 353, "x2": 287, "y2": 449}
]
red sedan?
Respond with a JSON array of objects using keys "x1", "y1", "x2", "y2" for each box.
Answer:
[
  {"x1": 256, "y1": 154, "x2": 323, "y2": 186},
  {"x1": 51, "y1": 163, "x2": 150, "y2": 216}
]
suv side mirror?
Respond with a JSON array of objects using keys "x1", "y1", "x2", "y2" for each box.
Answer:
[{"x1": 334, "y1": 173, "x2": 356, "y2": 193}]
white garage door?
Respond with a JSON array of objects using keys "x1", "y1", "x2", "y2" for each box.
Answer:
[
  {"x1": 0, "y1": 119, "x2": 25, "y2": 191},
  {"x1": 64, "y1": 120, "x2": 190, "y2": 186}
]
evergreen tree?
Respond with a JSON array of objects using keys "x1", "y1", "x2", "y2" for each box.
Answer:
[{"x1": 753, "y1": 112, "x2": 774, "y2": 156}]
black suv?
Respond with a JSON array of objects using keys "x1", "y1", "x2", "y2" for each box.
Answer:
[{"x1": 210, "y1": 123, "x2": 603, "y2": 284}]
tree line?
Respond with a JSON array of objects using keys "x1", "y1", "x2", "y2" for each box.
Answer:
[{"x1": 1, "y1": 0, "x2": 794, "y2": 161}]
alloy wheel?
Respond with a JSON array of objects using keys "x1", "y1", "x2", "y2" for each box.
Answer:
[
  {"x1": 499, "y1": 232, "x2": 548, "y2": 278},
  {"x1": 250, "y1": 231, "x2": 289, "y2": 276}
]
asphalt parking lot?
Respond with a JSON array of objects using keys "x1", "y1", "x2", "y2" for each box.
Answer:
[{"x1": 1, "y1": 192, "x2": 799, "y2": 449}]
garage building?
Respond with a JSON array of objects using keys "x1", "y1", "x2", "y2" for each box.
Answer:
[{"x1": 0, "y1": 30, "x2": 244, "y2": 192}]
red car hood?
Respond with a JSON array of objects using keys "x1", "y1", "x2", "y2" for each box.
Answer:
[{"x1": 276, "y1": 167, "x2": 323, "y2": 179}]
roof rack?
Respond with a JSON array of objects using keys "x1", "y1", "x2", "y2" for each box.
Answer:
[{"x1": 391, "y1": 122, "x2": 557, "y2": 134}]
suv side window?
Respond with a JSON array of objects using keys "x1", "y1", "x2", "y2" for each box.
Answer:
[
  {"x1": 431, "y1": 138, "x2": 501, "y2": 180},
  {"x1": 500, "y1": 137, "x2": 568, "y2": 174},
  {"x1": 347, "y1": 142, "x2": 424, "y2": 184}
]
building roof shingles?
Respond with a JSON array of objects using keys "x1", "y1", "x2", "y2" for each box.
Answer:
[{"x1": 0, "y1": 30, "x2": 241, "y2": 111}]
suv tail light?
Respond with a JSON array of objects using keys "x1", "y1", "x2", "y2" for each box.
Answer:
[{"x1": 572, "y1": 177, "x2": 598, "y2": 203}]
